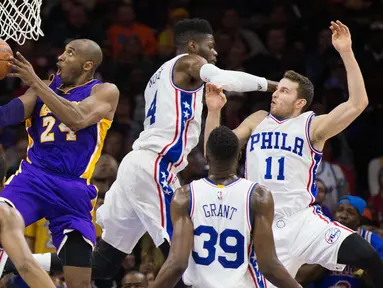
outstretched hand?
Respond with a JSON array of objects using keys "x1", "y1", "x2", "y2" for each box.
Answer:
[
  {"x1": 205, "y1": 83, "x2": 227, "y2": 112},
  {"x1": 7, "y1": 52, "x2": 38, "y2": 87},
  {"x1": 330, "y1": 20, "x2": 352, "y2": 54}
]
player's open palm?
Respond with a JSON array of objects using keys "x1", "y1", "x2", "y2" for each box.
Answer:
[
  {"x1": 330, "y1": 20, "x2": 352, "y2": 54},
  {"x1": 205, "y1": 83, "x2": 227, "y2": 111}
]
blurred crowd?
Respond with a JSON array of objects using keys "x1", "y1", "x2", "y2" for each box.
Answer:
[{"x1": 1, "y1": 0, "x2": 383, "y2": 287}]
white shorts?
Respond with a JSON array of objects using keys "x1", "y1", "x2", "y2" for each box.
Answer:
[
  {"x1": 266, "y1": 206, "x2": 355, "y2": 288},
  {"x1": 96, "y1": 149, "x2": 181, "y2": 254}
]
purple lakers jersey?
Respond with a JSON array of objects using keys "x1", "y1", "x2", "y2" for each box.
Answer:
[{"x1": 24, "y1": 74, "x2": 112, "y2": 180}]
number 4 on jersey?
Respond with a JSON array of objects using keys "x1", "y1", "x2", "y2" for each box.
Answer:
[{"x1": 146, "y1": 91, "x2": 157, "y2": 125}]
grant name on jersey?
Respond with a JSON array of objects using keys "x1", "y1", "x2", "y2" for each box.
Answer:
[
  {"x1": 203, "y1": 203, "x2": 238, "y2": 220},
  {"x1": 249, "y1": 132, "x2": 304, "y2": 157}
]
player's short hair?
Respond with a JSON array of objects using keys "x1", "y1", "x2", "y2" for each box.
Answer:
[
  {"x1": 174, "y1": 18, "x2": 213, "y2": 48},
  {"x1": 206, "y1": 126, "x2": 239, "y2": 165},
  {"x1": 284, "y1": 70, "x2": 314, "y2": 112}
]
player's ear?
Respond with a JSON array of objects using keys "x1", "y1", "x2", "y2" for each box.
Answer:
[
  {"x1": 295, "y1": 98, "x2": 307, "y2": 111},
  {"x1": 83, "y1": 61, "x2": 94, "y2": 72},
  {"x1": 188, "y1": 40, "x2": 198, "y2": 53}
]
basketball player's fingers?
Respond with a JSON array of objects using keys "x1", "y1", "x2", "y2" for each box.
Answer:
[
  {"x1": 15, "y1": 51, "x2": 29, "y2": 64},
  {"x1": 6, "y1": 72, "x2": 21, "y2": 78},
  {"x1": 331, "y1": 21, "x2": 341, "y2": 32},
  {"x1": 11, "y1": 57, "x2": 25, "y2": 68},
  {"x1": 206, "y1": 83, "x2": 212, "y2": 93},
  {"x1": 336, "y1": 20, "x2": 347, "y2": 35},
  {"x1": 6, "y1": 63, "x2": 19, "y2": 72}
]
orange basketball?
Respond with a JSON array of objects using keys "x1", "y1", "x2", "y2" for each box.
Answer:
[{"x1": 0, "y1": 40, "x2": 13, "y2": 80}]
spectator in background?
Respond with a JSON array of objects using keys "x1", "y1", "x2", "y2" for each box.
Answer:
[
  {"x1": 369, "y1": 167, "x2": 383, "y2": 227},
  {"x1": 218, "y1": 8, "x2": 266, "y2": 59},
  {"x1": 313, "y1": 178, "x2": 333, "y2": 220},
  {"x1": 108, "y1": 3, "x2": 157, "y2": 58},
  {"x1": 317, "y1": 141, "x2": 349, "y2": 213},
  {"x1": 158, "y1": 8, "x2": 190, "y2": 60},
  {"x1": 122, "y1": 271, "x2": 147, "y2": 288},
  {"x1": 49, "y1": 5, "x2": 105, "y2": 49},
  {"x1": 296, "y1": 196, "x2": 383, "y2": 287},
  {"x1": 368, "y1": 155, "x2": 383, "y2": 197}
]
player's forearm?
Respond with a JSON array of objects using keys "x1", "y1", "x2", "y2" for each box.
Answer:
[
  {"x1": 31, "y1": 78, "x2": 83, "y2": 129},
  {"x1": 200, "y1": 64, "x2": 274, "y2": 92},
  {"x1": 204, "y1": 110, "x2": 221, "y2": 158},
  {"x1": 17, "y1": 260, "x2": 55, "y2": 288},
  {"x1": 149, "y1": 263, "x2": 185, "y2": 288},
  {"x1": 262, "y1": 262, "x2": 302, "y2": 288},
  {"x1": 341, "y1": 51, "x2": 369, "y2": 110},
  {"x1": 0, "y1": 98, "x2": 25, "y2": 128}
]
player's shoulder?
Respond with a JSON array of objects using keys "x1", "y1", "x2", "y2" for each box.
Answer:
[
  {"x1": 250, "y1": 184, "x2": 273, "y2": 208},
  {"x1": 245, "y1": 110, "x2": 268, "y2": 128},
  {"x1": 91, "y1": 82, "x2": 120, "y2": 96},
  {"x1": 175, "y1": 54, "x2": 207, "y2": 70}
]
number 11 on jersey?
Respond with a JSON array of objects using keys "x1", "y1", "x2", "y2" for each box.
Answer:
[{"x1": 264, "y1": 156, "x2": 285, "y2": 180}]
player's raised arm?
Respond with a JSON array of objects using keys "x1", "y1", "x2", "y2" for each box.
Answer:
[
  {"x1": 310, "y1": 21, "x2": 368, "y2": 151},
  {"x1": 203, "y1": 83, "x2": 268, "y2": 157},
  {"x1": 149, "y1": 186, "x2": 194, "y2": 288},
  {"x1": 251, "y1": 185, "x2": 302, "y2": 288}
]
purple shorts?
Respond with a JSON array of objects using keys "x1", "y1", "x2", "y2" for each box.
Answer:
[{"x1": 1, "y1": 161, "x2": 97, "y2": 252}]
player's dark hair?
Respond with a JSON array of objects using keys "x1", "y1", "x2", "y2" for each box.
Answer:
[
  {"x1": 206, "y1": 126, "x2": 239, "y2": 166},
  {"x1": 174, "y1": 18, "x2": 213, "y2": 48},
  {"x1": 284, "y1": 70, "x2": 314, "y2": 112}
]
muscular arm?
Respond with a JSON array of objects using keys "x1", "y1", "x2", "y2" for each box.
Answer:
[
  {"x1": 175, "y1": 54, "x2": 277, "y2": 92},
  {"x1": 310, "y1": 32, "x2": 368, "y2": 151},
  {"x1": 295, "y1": 264, "x2": 327, "y2": 286},
  {"x1": 0, "y1": 205, "x2": 55, "y2": 288},
  {"x1": 30, "y1": 79, "x2": 119, "y2": 131},
  {"x1": 150, "y1": 186, "x2": 193, "y2": 288},
  {"x1": 251, "y1": 185, "x2": 301, "y2": 288}
]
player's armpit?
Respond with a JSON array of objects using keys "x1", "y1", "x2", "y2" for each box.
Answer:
[
  {"x1": 150, "y1": 186, "x2": 193, "y2": 288},
  {"x1": 251, "y1": 185, "x2": 301, "y2": 288},
  {"x1": 18, "y1": 80, "x2": 50, "y2": 119},
  {"x1": 71, "y1": 83, "x2": 119, "y2": 131},
  {"x1": 234, "y1": 110, "x2": 267, "y2": 149}
]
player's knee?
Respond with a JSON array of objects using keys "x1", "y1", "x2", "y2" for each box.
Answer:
[
  {"x1": 58, "y1": 231, "x2": 92, "y2": 268},
  {"x1": 92, "y1": 239, "x2": 127, "y2": 279}
]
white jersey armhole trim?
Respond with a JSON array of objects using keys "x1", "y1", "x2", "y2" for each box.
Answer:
[
  {"x1": 305, "y1": 112, "x2": 323, "y2": 155},
  {"x1": 169, "y1": 55, "x2": 204, "y2": 93}
]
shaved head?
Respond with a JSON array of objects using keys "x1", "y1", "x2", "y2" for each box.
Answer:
[{"x1": 68, "y1": 39, "x2": 103, "y2": 69}]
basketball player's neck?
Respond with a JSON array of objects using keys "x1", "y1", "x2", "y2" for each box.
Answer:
[
  {"x1": 208, "y1": 172, "x2": 237, "y2": 186},
  {"x1": 208, "y1": 163, "x2": 238, "y2": 185},
  {"x1": 61, "y1": 73, "x2": 94, "y2": 91}
]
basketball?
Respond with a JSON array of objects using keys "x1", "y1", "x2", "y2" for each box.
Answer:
[{"x1": 0, "y1": 40, "x2": 13, "y2": 80}]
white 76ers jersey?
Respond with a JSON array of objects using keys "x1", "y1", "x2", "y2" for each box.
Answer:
[
  {"x1": 182, "y1": 178, "x2": 267, "y2": 288},
  {"x1": 245, "y1": 112, "x2": 323, "y2": 217},
  {"x1": 132, "y1": 54, "x2": 204, "y2": 173}
]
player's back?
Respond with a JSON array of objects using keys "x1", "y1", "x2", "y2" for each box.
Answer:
[
  {"x1": 132, "y1": 54, "x2": 204, "y2": 173},
  {"x1": 183, "y1": 177, "x2": 265, "y2": 288},
  {"x1": 245, "y1": 111, "x2": 323, "y2": 216},
  {"x1": 26, "y1": 74, "x2": 111, "y2": 180}
]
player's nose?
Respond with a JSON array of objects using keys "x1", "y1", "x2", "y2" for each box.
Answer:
[{"x1": 57, "y1": 53, "x2": 65, "y2": 61}]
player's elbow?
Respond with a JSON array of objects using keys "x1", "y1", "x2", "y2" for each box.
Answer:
[
  {"x1": 350, "y1": 97, "x2": 368, "y2": 113},
  {"x1": 170, "y1": 258, "x2": 189, "y2": 275}
]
